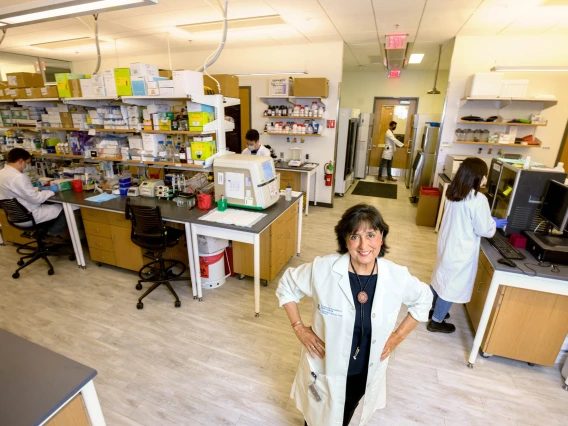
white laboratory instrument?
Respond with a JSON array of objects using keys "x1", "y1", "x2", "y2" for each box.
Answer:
[
  {"x1": 213, "y1": 154, "x2": 280, "y2": 210},
  {"x1": 127, "y1": 186, "x2": 140, "y2": 197},
  {"x1": 353, "y1": 112, "x2": 374, "y2": 179},
  {"x1": 139, "y1": 179, "x2": 165, "y2": 197}
]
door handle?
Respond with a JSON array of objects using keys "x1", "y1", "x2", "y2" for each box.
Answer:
[{"x1": 407, "y1": 139, "x2": 413, "y2": 154}]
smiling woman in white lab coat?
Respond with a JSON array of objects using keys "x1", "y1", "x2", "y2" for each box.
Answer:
[
  {"x1": 429, "y1": 157, "x2": 505, "y2": 334},
  {"x1": 276, "y1": 204, "x2": 432, "y2": 426}
]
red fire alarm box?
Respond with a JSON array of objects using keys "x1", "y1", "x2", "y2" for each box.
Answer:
[{"x1": 326, "y1": 120, "x2": 336, "y2": 129}]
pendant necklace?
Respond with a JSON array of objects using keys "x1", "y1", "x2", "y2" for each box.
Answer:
[{"x1": 350, "y1": 259, "x2": 377, "y2": 360}]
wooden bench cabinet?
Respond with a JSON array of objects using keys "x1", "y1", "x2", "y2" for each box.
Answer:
[
  {"x1": 466, "y1": 249, "x2": 568, "y2": 366},
  {"x1": 232, "y1": 204, "x2": 298, "y2": 282}
]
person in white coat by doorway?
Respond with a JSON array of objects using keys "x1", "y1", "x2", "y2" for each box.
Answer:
[
  {"x1": 377, "y1": 121, "x2": 404, "y2": 182},
  {"x1": 0, "y1": 148, "x2": 68, "y2": 244},
  {"x1": 276, "y1": 204, "x2": 432, "y2": 426},
  {"x1": 428, "y1": 157, "x2": 507, "y2": 333},
  {"x1": 242, "y1": 129, "x2": 271, "y2": 156}
]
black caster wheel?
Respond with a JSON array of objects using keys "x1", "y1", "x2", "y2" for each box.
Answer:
[
  {"x1": 255, "y1": 312, "x2": 260, "y2": 317},
  {"x1": 528, "y1": 362, "x2": 535, "y2": 367},
  {"x1": 17, "y1": 260, "x2": 24, "y2": 266},
  {"x1": 193, "y1": 296, "x2": 198, "y2": 300},
  {"x1": 467, "y1": 363, "x2": 474, "y2": 369},
  {"x1": 12, "y1": 272, "x2": 20, "y2": 279},
  {"x1": 339, "y1": 193, "x2": 344, "y2": 197},
  {"x1": 563, "y1": 385, "x2": 568, "y2": 391},
  {"x1": 48, "y1": 269, "x2": 54, "y2": 276},
  {"x1": 135, "y1": 283, "x2": 142, "y2": 290},
  {"x1": 261, "y1": 280, "x2": 268, "y2": 287},
  {"x1": 69, "y1": 255, "x2": 76, "y2": 261},
  {"x1": 175, "y1": 301, "x2": 181, "y2": 308},
  {"x1": 198, "y1": 297, "x2": 203, "y2": 302},
  {"x1": 479, "y1": 349, "x2": 491, "y2": 359},
  {"x1": 237, "y1": 274, "x2": 245, "y2": 280},
  {"x1": 136, "y1": 302, "x2": 143, "y2": 310},
  {"x1": 97, "y1": 262, "x2": 103, "y2": 267}
]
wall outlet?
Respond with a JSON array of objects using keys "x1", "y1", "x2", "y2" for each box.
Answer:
[
  {"x1": 306, "y1": 153, "x2": 309, "y2": 160},
  {"x1": 280, "y1": 152, "x2": 284, "y2": 158}
]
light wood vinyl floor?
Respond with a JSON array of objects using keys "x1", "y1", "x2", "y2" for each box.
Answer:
[{"x1": 0, "y1": 179, "x2": 567, "y2": 426}]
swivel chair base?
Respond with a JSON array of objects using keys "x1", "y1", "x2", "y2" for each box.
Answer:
[
  {"x1": 135, "y1": 255, "x2": 187, "y2": 309},
  {"x1": 13, "y1": 240, "x2": 75, "y2": 279}
]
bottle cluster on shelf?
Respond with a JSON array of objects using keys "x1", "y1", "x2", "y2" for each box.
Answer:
[
  {"x1": 263, "y1": 119, "x2": 323, "y2": 135},
  {"x1": 263, "y1": 102, "x2": 325, "y2": 118}
]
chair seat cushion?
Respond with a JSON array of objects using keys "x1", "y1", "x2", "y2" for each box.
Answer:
[{"x1": 132, "y1": 226, "x2": 184, "y2": 251}]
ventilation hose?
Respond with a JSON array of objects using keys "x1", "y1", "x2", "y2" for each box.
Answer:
[
  {"x1": 0, "y1": 29, "x2": 7, "y2": 46},
  {"x1": 196, "y1": 0, "x2": 228, "y2": 73},
  {"x1": 92, "y1": 14, "x2": 101, "y2": 74}
]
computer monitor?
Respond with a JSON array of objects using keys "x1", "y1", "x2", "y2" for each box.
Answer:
[{"x1": 539, "y1": 180, "x2": 568, "y2": 232}]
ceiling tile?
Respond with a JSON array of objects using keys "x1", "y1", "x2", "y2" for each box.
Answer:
[{"x1": 342, "y1": 32, "x2": 379, "y2": 44}]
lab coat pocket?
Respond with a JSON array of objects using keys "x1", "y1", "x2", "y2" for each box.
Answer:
[{"x1": 299, "y1": 354, "x2": 331, "y2": 402}]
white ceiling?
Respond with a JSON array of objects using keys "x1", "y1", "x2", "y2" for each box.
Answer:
[{"x1": 1, "y1": 0, "x2": 568, "y2": 71}]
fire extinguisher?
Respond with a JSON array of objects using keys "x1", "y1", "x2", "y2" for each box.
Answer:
[{"x1": 324, "y1": 161, "x2": 334, "y2": 186}]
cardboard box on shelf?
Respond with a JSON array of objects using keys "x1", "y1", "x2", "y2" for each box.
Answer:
[
  {"x1": 159, "y1": 69, "x2": 173, "y2": 79},
  {"x1": 129, "y1": 63, "x2": 159, "y2": 83},
  {"x1": 55, "y1": 73, "x2": 86, "y2": 97},
  {"x1": 79, "y1": 79, "x2": 94, "y2": 97},
  {"x1": 70, "y1": 78, "x2": 82, "y2": 97},
  {"x1": 269, "y1": 77, "x2": 293, "y2": 96},
  {"x1": 103, "y1": 69, "x2": 118, "y2": 97},
  {"x1": 158, "y1": 80, "x2": 174, "y2": 89},
  {"x1": 189, "y1": 111, "x2": 212, "y2": 131},
  {"x1": 7, "y1": 72, "x2": 45, "y2": 88},
  {"x1": 60, "y1": 112, "x2": 74, "y2": 128},
  {"x1": 173, "y1": 70, "x2": 204, "y2": 96},
  {"x1": 203, "y1": 74, "x2": 240, "y2": 98},
  {"x1": 147, "y1": 104, "x2": 170, "y2": 115},
  {"x1": 142, "y1": 133, "x2": 166, "y2": 156},
  {"x1": 160, "y1": 87, "x2": 175, "y2": 96},
  {"x1": 293, "y1": 78, "x2": 329, "y2": 98},
  {"x1": 91, "y1": 74, "x2": 106, "y2": 96},
  {"x1": 131, "y1": 76, "x2": 146, "y2": 96},
  {"x1": 41, "y1": 86, "x2": 59, "y2": 98},
  {"x1": 191, "y1": 141, "x2": 216, "y2": 160},
  {"x1": 114, "y1": 68, "x2": 132, "y2": 96},
  {"x1": 25, "y1": 88, "x2": 43, "y2": 98},
  {"x1": 8, "y1": 88, "x2": 28, "y2": 99}
]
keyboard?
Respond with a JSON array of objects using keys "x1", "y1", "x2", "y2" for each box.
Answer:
[{"x1": 488, "y1": 231, "x2": 526, "y2": 260}]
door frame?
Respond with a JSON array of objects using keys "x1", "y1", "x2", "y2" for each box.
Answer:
[{"x1": 370, "y1": 97, "x2": 419, "y2": 176}]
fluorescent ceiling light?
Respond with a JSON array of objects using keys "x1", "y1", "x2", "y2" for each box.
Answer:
[
  {"x1": 232, "y1": 70, "x2": 308, "y2": 76},
  {"x1": 0, "y1": 0, "x2": 157, "y2": 28},
  {"x1": 178, "y1": 15, "x2": 285, "y2": 34},
  {"x1": 408, "y1": 53, "x2": 424, "y2": 64},
  {"x1": 491, "y1": 65, "x2": 568, "y2": 72}
]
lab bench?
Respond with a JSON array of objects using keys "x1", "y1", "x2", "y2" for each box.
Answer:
[
  {"x1": 466, "y1": 239, "x2": 568, "y2": 379},
  {"x1": 48, "y1": 191, "x2": 302, "y2": 316}
]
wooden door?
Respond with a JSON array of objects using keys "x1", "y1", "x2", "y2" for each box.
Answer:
[
  {"x1": 369, "y1": 98, "x2": 418, "y2": 172},
  {"x1": 286, "y1": 211, "x2": 298, "y2": 260},
  {"x1": 239, "y1": 86, "x2": 251, "y2": 152},
  {"x1": 111, "y1": 225, "x2": 144, "y2": 271}
]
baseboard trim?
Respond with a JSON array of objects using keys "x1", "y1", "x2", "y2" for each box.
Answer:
[{"x1": 310, "y1": 201, "x2": 332, "y2": 208}]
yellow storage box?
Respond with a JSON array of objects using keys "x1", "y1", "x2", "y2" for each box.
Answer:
[{"x1": 191, "y1": 141, "x2": 216, "y2": 161}]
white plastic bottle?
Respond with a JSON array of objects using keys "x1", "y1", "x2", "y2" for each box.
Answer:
[
  {"x1": 158, "y1": 141, "x2": 167, "y2": 162},
  {"x1": 523, "y1": 156, "x2": 531, "y2": 169},
  {"x1": 318, "y1": 106, "x2": 324, "y2": 118},
  {"x1": 285, "y1": 185, "x2": 292, "y2": 201}
]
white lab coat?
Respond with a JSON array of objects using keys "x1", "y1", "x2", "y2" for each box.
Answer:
[
  {"x1": 0, "y1": 164, "x2": 61, "y2": 224},
  {"x1": 381, "y1": 130, "x2": 404, "y2": 160},
  {"x1": 276, "y1": 253, "x2": 432, "y2": 426},
  {"x1": 431, "y1": 190, "x2": 496, "y2": 303},
  {"x1": 242, "y1": 145, "x2": 271, "y2": 156}
]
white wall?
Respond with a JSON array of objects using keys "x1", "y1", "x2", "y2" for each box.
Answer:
[
  {"x1": 340, "y1": 69, "x2": 449, "y2": 115},
  {"x1": 72, "y1": 42, "x2": 344, "y2": 205},
  {"x1": 437, "y1": 35, "x2": 568, "y2": 181}
]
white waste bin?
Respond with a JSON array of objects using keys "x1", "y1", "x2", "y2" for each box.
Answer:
[{"x1": 562, "y1": 356, "x2": 568, "y2": 391}]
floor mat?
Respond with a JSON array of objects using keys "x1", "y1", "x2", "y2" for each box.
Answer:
[{"x1": 351, "y1": 181, "x2": 398, "y2": 199}]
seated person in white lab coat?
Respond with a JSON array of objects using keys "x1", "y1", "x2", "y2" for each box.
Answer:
[
  {"x1": 241, "y1": 129, "x2": 271, "y2": 156},
  {"x1": 378, "y1": 121, "x2": 404, "y2": 182},
  {"x1": 0, "y1": 148, "x2": 68, "y2": 244},
  {"x1": 276, "y1": 204, "x2": 432, "y2": 426}
]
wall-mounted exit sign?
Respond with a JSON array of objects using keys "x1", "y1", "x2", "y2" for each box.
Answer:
[
  {"x1": 389, "y1": 70, "x2": 401, "y2": 78},
  {"x1": 386, "y1": 34, "x2": 407, "y2": 50}
]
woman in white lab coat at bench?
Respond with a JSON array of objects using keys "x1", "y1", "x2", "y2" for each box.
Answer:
[{"x1": 276, "y1": 204, "x2": 432, "y2": 426}]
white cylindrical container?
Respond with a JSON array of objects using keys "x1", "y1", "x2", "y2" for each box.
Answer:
[
  {"x1": 523, "y1": 156, "x2": 531, "y2": 169},
  {"x1": 199, "y1": 248, "x2": 227, "y2": 289},
  {"x1": 285, "y1": 185, "x2": 292, "y2": 201}
]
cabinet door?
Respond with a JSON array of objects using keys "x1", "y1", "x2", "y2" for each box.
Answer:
[
  {"x1": 232, "y1": 228, "x2": 271, "y2": 279},
  {"x1": 466, "y1": 263, "x2": 490, "y2": 331},
  {"x1": 485, "y1": 288, "x2": 568, "y2": 366},
  {"x1": 278, "y1": 170, "x2": 302, "y2": 191},
  {"x1": 285, "y1": 210, "x2": 298, "y2": 260},
  {"x1": 110, "y1": 225, "x2": 144, "y2": 271}
]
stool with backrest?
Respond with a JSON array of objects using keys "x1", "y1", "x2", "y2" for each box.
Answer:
[
  {"x1": 0, "y1": 198, "x2": 75, "y2": 278},
  {"x1": 125, "y1": 198, "x2": 188, "y2": 309}
]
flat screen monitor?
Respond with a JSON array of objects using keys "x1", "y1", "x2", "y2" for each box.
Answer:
[{"x1": 540, "y1": 180, "x2": 568, "y2": 232}]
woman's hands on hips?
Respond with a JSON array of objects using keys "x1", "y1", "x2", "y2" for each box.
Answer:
[
  {"x1": 294, "y1": 325, "x2": 326, "y2": 359},
  {"x1": 380, "y1": 332, "x2": 402, "y2": 361}
]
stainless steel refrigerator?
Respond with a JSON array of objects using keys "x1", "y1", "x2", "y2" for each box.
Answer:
[
  {"x1": 335, "y1": 108, "x2": 358, "y2": 196},
  {"x1": 405, "y1": 114, "x2": 419, "y2": 188},
  {"x1": 353, "y1": 112, "x2": 374, "y2": 179},
  {"x1": 411, "y1": 123, "x2": 439, "y2": 201}
]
